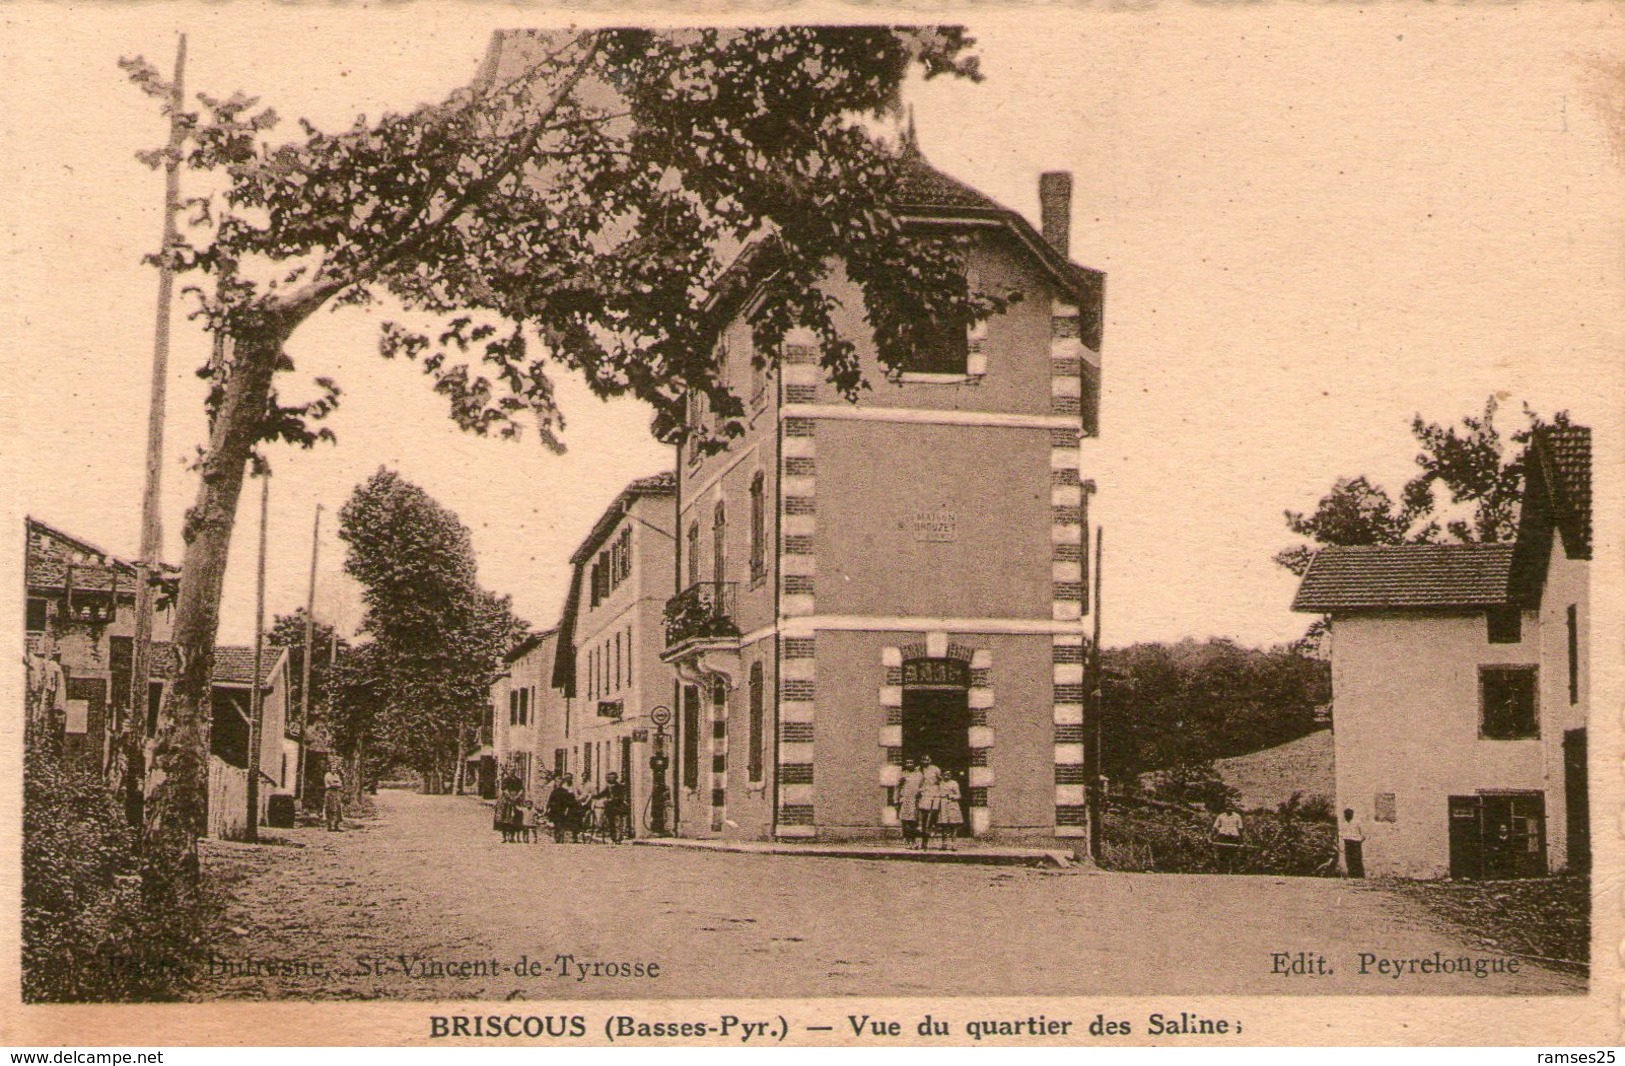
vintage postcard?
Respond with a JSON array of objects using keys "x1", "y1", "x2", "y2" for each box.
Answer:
[{"x1": 1, "y1": 1, "x2": 1619, "y2": 1049}]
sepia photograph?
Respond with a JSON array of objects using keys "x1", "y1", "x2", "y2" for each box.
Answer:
[{"x1": 4, "y1": 2, "x2": 1620, "y2": 1047}]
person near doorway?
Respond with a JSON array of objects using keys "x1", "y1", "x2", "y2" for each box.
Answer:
[
  {"x1": 323, "y1": 766, "x2": 345, "y2": 831},
  {"x1": 1341, "y1": 807, "x2": 1366, "y2": 878},
  {"x1": 936, "y1": 770, "x2": 964, "y2": 849},
  {"x1": 1211, "y1": 804, "x2": 1244, "y2": 872},
  {"x1": 896, "y1": 758, "x2": 922, "y2": 845},
  {"x1": 596, "y1": 772, "x2": 631, "y2": 843},
  {"x1": 914, "y1": 755, "x2": 943, "y2": 850},
  {"x1": 547, "y1": 774, "x2": 581, "y2": 843}
]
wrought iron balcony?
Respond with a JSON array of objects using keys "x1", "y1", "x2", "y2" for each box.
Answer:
[{"x1": 663, "y1": 581, "x2": 740, "y2": 649}]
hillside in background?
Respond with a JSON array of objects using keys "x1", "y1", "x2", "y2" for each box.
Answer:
[{"x1": 1214, "y1": 728, "x2": 1335, "y2": 811}]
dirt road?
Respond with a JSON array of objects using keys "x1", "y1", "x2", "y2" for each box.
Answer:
[{"x1": 194, "y1": 789, "x2": 1581, "y2": 1000}]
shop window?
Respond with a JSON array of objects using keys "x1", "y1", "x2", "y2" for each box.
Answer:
[
  {"x1": 1480, "y1": 666, "x2": 1539, "y2": 740},
  {"x1": 26, "y1": 597, "x2": 47, "y2": 633}
]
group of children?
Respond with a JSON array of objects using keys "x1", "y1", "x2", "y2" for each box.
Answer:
[
  {"x1": 495, "y1": 771, "x2": 633, "y2": 844},
  {"x1": 495, "y1": 775, "x2": 543, "y2": 842},
  {"x1": 896, "y1": 754, "x2": 967, "y2": 850}
]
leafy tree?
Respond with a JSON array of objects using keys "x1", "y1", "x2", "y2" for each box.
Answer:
[
  {"x1": 1099, "y1": 639, "x2": 1329, "y2": 788},
  {"x1": 121, "y1": 26, "x2": 991, "y2": 889},
  {"x1": 1275, "y1": 396, "x2": 1560, "y2": 577},
  {"x1": 338, "y1": 469, "x2": 525, "y2": 793},
  {"x1": 265, "y1": 607, "x2": 347, "y2": 726}
]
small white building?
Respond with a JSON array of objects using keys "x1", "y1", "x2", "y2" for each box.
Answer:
[{"x1": 1292, "y1": 425, "x2": 1589, "y2": 879}]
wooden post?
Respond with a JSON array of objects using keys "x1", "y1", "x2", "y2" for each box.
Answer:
[
  {"x1": 1086, "y1": 525, "x2": 1104, "y2": 859},
  {"x1": 125, "y1": 32, "x2": 186, "y2": 806},
  {"x1": 245, "y1": 467, "x2": 269, "y2": 842},
  {"x1": 297, "y1": 505, "x2": 320, "y2": 806}
]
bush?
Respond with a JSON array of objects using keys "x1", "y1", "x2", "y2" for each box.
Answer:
[
  {"x1": 1100, "y1": 800, "x2": 1338, "y2": 877},
  {"x1": 23, "y1": 743, "x2": 205, "y2": 1001},
  {"x1": 1277, "y1": 790, "x2": 1336, "y2": 823},
  {"x1": 1143, "y1": 759, "x2": 1239, "y2": 812}
]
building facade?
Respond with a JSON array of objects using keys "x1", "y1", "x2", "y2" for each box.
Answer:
[
  {"x1": 24, "y1": 514, "x2": 298, "y2": 839},
  {"x1": 1292, "y1": 425, "x2": 1590, "y2": 879},
  {"x1": 491, "y1": 628, "x2": 564, "y2": 802},
  {"x1": 24, "y1": 517, "x2": 178, "y2": 772},
  {"x1": 662, "y1": 154, "x2": 1105, "y2": 845},
  {"x1": 546, "y1": 474, "x2": 678, "y2": 834}
]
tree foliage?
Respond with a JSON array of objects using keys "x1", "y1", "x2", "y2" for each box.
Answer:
[
  {"x1": 1275, "y1": 396, "x2": 1565, "y2": 577},
  {"x1": 265, "y1": 607, "x2": 347, "y2": 725},
  {"x1": 122, "y1": 25, "x2": 997, "y2": 884},
  {"x1": 337, "y1": 469, "x2": 525, "y2": 791},
  {"x1": 1099, "y1": 639, "x2": 1330, "y2": 788}
]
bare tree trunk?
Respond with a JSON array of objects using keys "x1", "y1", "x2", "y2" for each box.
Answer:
[{"x1": 141, "y1": 321, "x2": 287, "y2": 899}]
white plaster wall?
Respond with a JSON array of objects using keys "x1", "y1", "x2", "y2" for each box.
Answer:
[{"x1": 1330, "y1": 610, "x2": 1545, "y2": 878}]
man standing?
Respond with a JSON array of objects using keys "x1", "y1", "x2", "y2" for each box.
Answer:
[
  {"x1": 323, "y1": 765, "x2": 344, "y2": 831},
  {"x1": 1340, "y1": 807, "x2": 1366, "y2": 877},
  {"x1": 1211, "y1": 804, "x2": 1245, "y2": 873}
]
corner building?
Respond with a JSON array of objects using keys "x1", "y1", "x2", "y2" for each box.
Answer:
[{"x1": 664, "y1": 152, "x2": 1105, "y2": 846}]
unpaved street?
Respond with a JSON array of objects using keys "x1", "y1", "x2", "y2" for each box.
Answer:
[{"x1": 195, "y1": 789, "x2": 1581, "y2": 1000}]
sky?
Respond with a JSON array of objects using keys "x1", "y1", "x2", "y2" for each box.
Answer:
[{"x1": 4, "y1": 5, "x2": 1620, "y2": 651}]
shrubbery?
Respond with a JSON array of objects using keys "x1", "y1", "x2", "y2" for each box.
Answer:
[
  {"x1": 23, "y1": 743, "x2": 205, "y2": 1001},
  {"x1": 1099, "y1": 801, "x2": 1338, "y2": 876}
]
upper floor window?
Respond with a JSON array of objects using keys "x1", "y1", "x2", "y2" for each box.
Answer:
[
  {"x1": 686, "y1": 522, "x2": 700, "y2": 587},
  {"x1": 713, "y1": 501, "x2": 727, "y2": 587},
  {"x1": 1480, "y1": 665, "x2": 1538, "y2": 740},
  {"x1": 1486, "y1": 606, "x2": 1521, "y2": 644},
  {"x1": 1567, "y1": 604, "x2": 1580, "y2": 705},
  {"x1": 903, "y1": 320, "x2": 969, "y2": 376},
  {"x1": 749, "y1": 472, "x2": 766, "y2": 583}
]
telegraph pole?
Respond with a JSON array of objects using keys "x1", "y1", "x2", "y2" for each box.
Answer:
[
  {"x1": 1086, "y1": 526, "x2": 1104, "y2": 859},
  {"x1": 124, "y1": 33, "x2": 186, "y2": 808},
  {"x1": 297, "y1": 505, "x2": 320, "y2": 806},
  {"x1": 245, "y1": 465, "x2": 269, "y2": 842}
]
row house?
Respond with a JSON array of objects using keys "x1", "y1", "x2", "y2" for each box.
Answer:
[
  {"x1": 24, "y1": 517, "x2": 298, "y2": 837},
  {"x1": 489, "y1": 627, "x2": 562, "y2": 801},
  {"x1": 1293, "y1": 424, "x2": 1590, "y2": 879},
  {"x1": 660, "y1": 147, "x2": 1106, "y2": 844},
  {"x1": 538, "y1": 474, "x2": 677, "y2": 828}
]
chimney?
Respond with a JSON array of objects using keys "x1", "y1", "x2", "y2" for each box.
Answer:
[{"x1": 1039, "y1": 171, "x2": 1073, "y2": 258}]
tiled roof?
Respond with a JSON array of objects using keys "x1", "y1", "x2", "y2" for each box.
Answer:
[
  {"x1": 1535, "y1": 423, "x2": 1591, "y2": 559},
  {"x1": 150, "y1": 642, "x2": 281, "y2": 687},
  {"x1": 25, "y1": 517, "x2": 180, "y2": 594},
  {"x1": 567, "y1": 471, "x2": 676, "y2": 566},
  {"x1": 893, "y1": 151, "x2": 1004, "y2": 213},
  {"x1": 1292, "y1": 543, "x2": 1517, "y2": 612}
]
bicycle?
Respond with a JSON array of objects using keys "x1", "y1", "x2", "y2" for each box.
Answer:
[{"x1": 579, "y1": 804, "x2": 632, "y2": 844}]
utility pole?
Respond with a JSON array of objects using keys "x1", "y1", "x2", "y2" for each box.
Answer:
[
  {"x1": 298, "y1": 505, "x2": 321, "y2": 807},
  {"x1": 245, "y1": 465, "x2": 269, "y2": 842},
  {"x1": 123, "y1": 33, "x2": 186, "y2": 808},
  {"x1": 1086, "y1": 525, "x2": 1104, "y2": 860}
]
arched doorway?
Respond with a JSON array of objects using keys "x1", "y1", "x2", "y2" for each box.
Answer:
[{"x1": 900, "y1": 656, "x2": 971, "y2": 827}]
